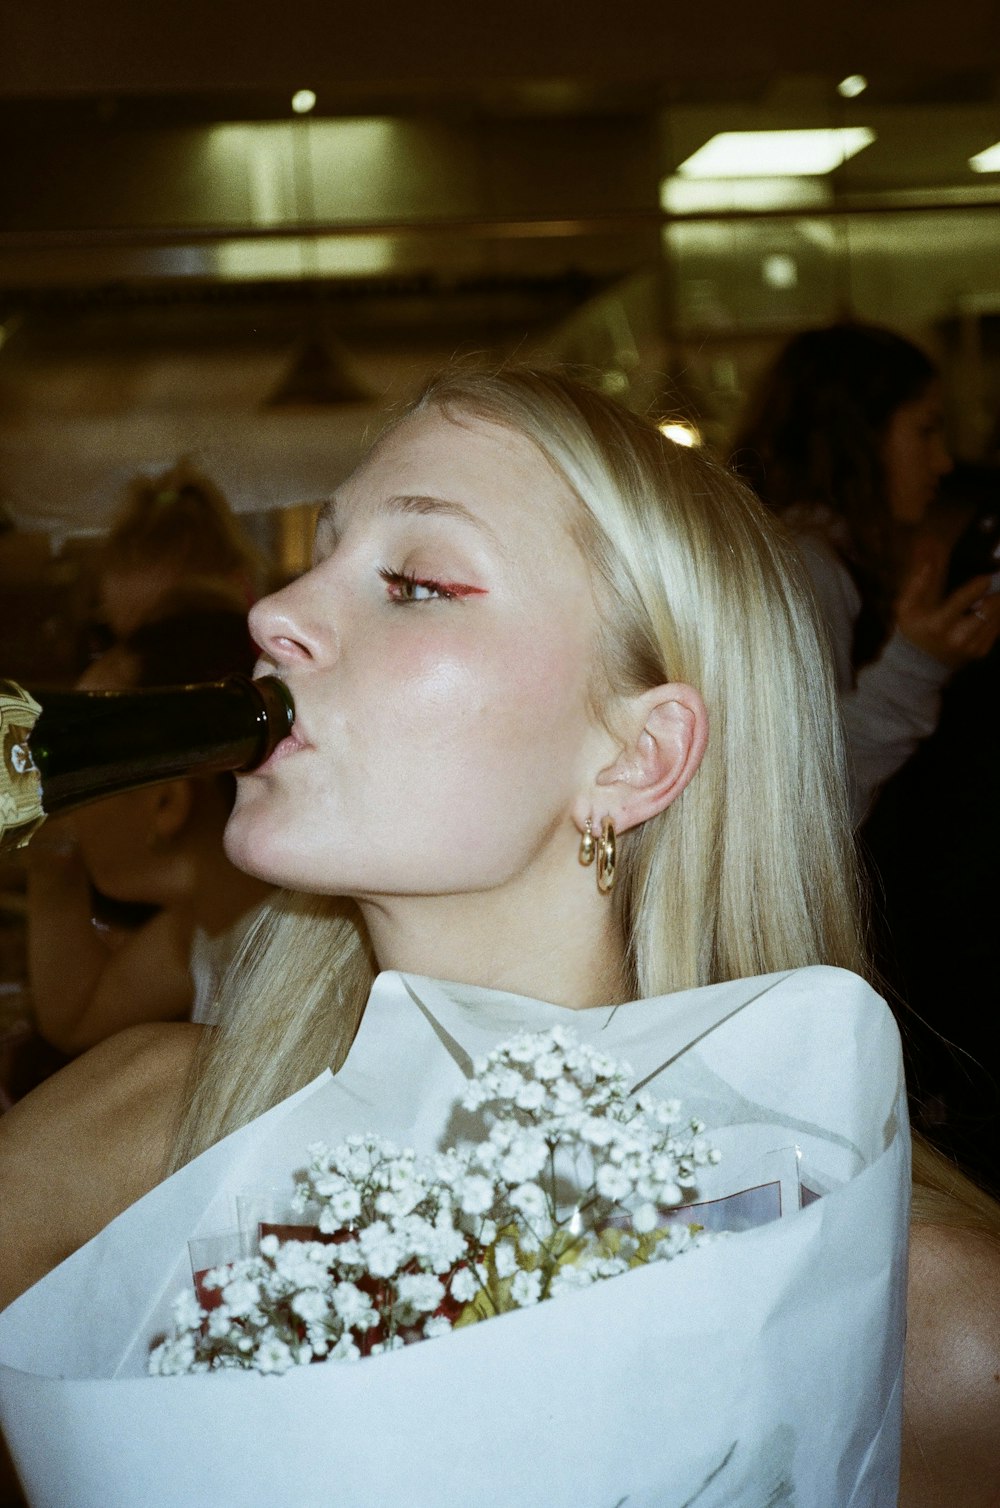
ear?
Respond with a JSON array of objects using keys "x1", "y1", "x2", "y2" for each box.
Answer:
[
  {"x1": 145, "y1": 779, "x2": 195, "y2": 844},
  {"x1": 589, "y1": 684, "x2": 708, "y2": 836}
]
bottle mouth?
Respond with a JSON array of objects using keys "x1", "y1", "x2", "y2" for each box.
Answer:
[
  {"x1": 241, "y1": 674, "x2": 296, "y2": 770},
  {"x1": 257, "y1": 675, "x2": 295, "y2": 727}
]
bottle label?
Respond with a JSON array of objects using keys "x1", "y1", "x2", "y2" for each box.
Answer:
[{"x1": 0, "y1": 680, "x2": 45, "y2": 854}]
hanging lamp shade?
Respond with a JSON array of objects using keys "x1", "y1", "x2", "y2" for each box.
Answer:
[{"x1": 265, "y1": 336, "x2": 373, "y2": 407}]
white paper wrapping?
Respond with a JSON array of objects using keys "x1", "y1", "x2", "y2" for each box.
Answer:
[{"x1": 0, "y1": 965, "x2": 910, "y2": 1507}]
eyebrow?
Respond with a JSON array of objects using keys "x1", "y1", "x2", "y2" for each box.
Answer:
[{"x1": 316, "y1": 492, "x2": 502, "y2": 544}]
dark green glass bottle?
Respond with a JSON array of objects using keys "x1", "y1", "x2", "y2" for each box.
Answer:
[{"x1": 0, "y1": 674, "x2": 294, "y2": 855}]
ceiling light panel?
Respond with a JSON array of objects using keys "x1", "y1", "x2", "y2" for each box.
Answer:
[
  {"x1": 677, "y1": 128, "x2": 876, "y2": 178},
  {"x1": 969, "y1": 141, "x2": 1000, "y2": 172}
]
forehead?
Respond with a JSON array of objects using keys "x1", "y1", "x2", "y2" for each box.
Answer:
[{"x1": 330, "y1": 407, "x2": 580, "y2": 545}]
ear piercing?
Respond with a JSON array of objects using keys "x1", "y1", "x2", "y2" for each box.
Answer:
[
  {"x1": 596, "y1": 818, "x2": 616, "y2": 894},
  {"x1": 579, "y1": 817, "x2": 617, "y2": 894}
]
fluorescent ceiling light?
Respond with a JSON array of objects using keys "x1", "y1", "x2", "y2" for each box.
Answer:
[
  {"x1": 660, "y1": 174, "x2": 831, "y2": 215},
  {"x1": 215, "y1": 234, "x2": 395, "y2": 280},
  {"x1": 677, "y1": 128, "x2": 876, "y2": 178},
  {"x1": 969, "y1": 141, "x2": 1000, "y2": 172},
  {"x1": 837, "y1": 75, "x2": 868, "y2": 99}
]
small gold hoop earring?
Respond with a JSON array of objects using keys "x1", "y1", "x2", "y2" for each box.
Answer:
[
  {"x1": 578, "y1": 817, "x2": 595, "y2": 867},
  {"x1": 596, "y1": 818, "x2": 617, "y2": 894}
]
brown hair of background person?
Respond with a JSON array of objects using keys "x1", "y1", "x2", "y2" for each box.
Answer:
[{"x1": 732, "y1": 321, "x2": 941, "y2": 659}]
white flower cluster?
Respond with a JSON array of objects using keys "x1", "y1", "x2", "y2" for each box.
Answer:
[
  {"x1": 149, "y1": 1027, "x2": 718, "y2": 1378},
  {"x1": 460, "y1": 1027, "x2": 719, "y2": 1247}
]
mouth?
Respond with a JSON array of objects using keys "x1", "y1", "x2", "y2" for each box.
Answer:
[
  {"x1": 276, "y1": 723, "x2": 307, "y2": 754},
  {"x1": 246, "y1": 730, "x2": 303, "y2": 778}
]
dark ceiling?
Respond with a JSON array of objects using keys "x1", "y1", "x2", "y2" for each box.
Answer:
[{"x1": 3, "y1": 1, "x2": 999, "y2": 98}]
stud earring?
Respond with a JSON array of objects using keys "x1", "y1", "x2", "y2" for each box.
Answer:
[
  {"x1": 596, "y1": 818, "x2": 617, "y2": 894},
  {"x1": 578, "y1": 817, "x2": 595, "y2": 867}
]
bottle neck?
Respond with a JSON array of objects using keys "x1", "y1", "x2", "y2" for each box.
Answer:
[{"x1": 0, "y1": 675, "x2": 293, "y2": 854}]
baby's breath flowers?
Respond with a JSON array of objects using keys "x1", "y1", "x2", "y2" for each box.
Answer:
[{"x1": 149, "y1": 1027, "x2": 719, "y2": 1377}]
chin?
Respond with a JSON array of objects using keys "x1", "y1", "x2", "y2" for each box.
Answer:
[
  {"x1": 223, "y1": 810, "x2": 275, "y2": 880},
  {"x1": 224, "y1": 823, "x2": 319, "y2": 894}
]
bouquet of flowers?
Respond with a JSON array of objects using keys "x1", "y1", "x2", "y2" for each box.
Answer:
[
  {"x1": 150, "y1": 1025, "x2": 720, "y2": 1377},
  {"x1": 0, "y1": 968, "x2": 909, "y2": 1505}
]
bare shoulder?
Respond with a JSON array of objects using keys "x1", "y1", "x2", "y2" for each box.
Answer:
[
  {"x1": 0, "y1": 1022, "x2": 203, "y2": 1310},
  {"x1": 900, "y1": 1221, "x2": 1000, "y2": 1508}
]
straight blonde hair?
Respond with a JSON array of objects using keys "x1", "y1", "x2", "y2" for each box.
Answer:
[{"x1": 171, "y1": 367, "x2": 864, "y2": 1169}]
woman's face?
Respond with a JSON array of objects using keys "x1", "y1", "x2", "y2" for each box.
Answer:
[
  {"x1": 882, "y1": 384, "x2": 952, "y2": 524},
  {"x1": 226, "y1": 407, "x2": 612, "y2": 900}
]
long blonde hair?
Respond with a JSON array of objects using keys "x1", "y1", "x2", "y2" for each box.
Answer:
[{"x1": 171, "y1": 367, "x2": 864, "y2": 1168}]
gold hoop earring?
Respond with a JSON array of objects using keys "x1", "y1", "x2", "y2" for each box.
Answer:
[
  {"x1": 578, "y1": 818, "x2": 595, "y2": 867},
  {"x1": 596, "y1": 818, "x2": 617, "y2": 894}
]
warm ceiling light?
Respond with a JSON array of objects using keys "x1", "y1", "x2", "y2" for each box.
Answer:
[
  {"x1": 762, "y1": 253, "x2": 798, "y2": 290},
  {"x1": 291, "y1": 89, "x2": 317, "y2": 115},
  {"x1": 969, "y1": 141, "x2": 1000, "y2": 172},
  {"x1": 837, "y1": 75, "x2": 868, "y2": 99},
  {"x1": 677, "y1": 128, "x2": 875, "y2": 178},
  {"x1": 658, "y1": 420, "x2": 701, "y2": 448}
]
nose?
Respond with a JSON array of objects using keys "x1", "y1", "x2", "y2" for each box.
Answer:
[{"x1": 248, "y1": 570, "x2": 333, "y2": 670}]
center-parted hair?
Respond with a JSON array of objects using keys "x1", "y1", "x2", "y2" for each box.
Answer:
[{"x1": 171, "y1": 366, "x2": 864, "y2": 1167}]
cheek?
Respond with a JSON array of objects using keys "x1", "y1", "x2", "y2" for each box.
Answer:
[
  {"x1": 386, "y1": 621, "x2": 589, "y2": 747},
  {"x1": 74, "y1": 802, "x2": 147, "y2": 891},
  {"x1": 75, "y1": 799, "x2": 128, "y2": 857},
  {"x1": 882, "y1": 432, "x2": 921, "y2": 517},
  {"x1": 376, "y1": 630, "x2": 594, "y2": 848}
]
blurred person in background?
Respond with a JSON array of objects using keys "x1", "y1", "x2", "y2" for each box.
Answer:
[
  {"x1": 88, "y1": 461, "x2": 266, "y2": 647},
  {"x1": 732, "y1": 321, "x2": 1000, "y2": 824},
  {"x1": 863, "y1": 461, "x2": 1000, "y2": 1197},
  {"x1": 23, "y1": 587, "x2": 274, "y2": 1064}
]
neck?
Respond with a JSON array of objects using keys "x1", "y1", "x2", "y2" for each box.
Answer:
[{"x1": 357, "y1": 882, "x2": 629, "y2": 1010}]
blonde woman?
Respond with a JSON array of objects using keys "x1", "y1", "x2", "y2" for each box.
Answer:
[{"x1": 0, "y1": 370, "x2": 991, "y2": 1505}]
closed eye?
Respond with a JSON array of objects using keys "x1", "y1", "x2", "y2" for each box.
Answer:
[{"x1": 378, "y1": 567, "x2": 486, "y2": 603}]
